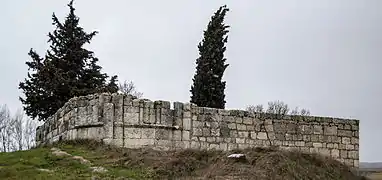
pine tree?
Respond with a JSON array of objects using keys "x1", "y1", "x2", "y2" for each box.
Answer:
[
  {"x1": 19, "y1": 0, "x2": 118, "y2": 121},
  {"x1": 190, "y1": 5, "x2": 230, "y2": 109}
]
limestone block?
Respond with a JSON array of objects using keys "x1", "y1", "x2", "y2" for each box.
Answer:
[
  {"x1": 199, "y1": 137, "x2": 206, "y2": 142},
  {"x1": 155, "y1": 140, "x2": 173, "y2": 150},
  {"x1": 236, "y1": 138, "x2": 245, "y2": 144},
  {"x1": 125, "y1": 138, "x2": 154, "y2": 148},
  {"x1": 155, "y1": 129, "x2": 171, "y2": 140},
  {"x1": 228, "y1": 123, "x2": 236, "y2": 130},
  {"x1": 211, "y1": 128, "x2": 220, "y2": 136},
  {"x1": 338, "y1": 130, "x2": 353, "y2": 137},
  {"x1": 182, "y1": 130, "x2": 190, "y2": 141},
  {"x1": 354, "y1": 160, "x2": 359, "y2": 167},
  {"x1": 331, "y1": 149, "x2": 340, "y2": 158},
  {"x1": 141, "y1": 128, "x2": 155, "y2": 139},
  {"x1": 285, "y1": 134, "x2": 293, "y2": 141},
  {"x1": 340, "y1": 150, "x2": 348, "y2": 158},
  {"x1": 113, "y1": 139, "x2": 124, "y2": 147},
  {"x1": 243, "y1": 117, "x2": 253, "y2": 125},
  {"x1": 112, "y1": 94, "x2": 124, "y2": 123},
  {"x1": 114, "y1": 126, "x2": 123, "y2": 139},
  {"x1": 183, "y1": 118, "x2": 191, "y2": 130},
  {"x1": 238, "y1": 131, "x2": 249, "y2": 138},
  {"x1": 228, "y1": 143, "x2": 238, "y2": 151},
  {"x1": 200, "y1": 142, "x2": 208, "y2": 149},
  {"x1": 346, "y1": 144, "x2": 355, "y2": 150},
  {"x1": 202, "y1": 128, "x2": 211, "y2": 136},
  {"x1": 103, "y1": 103, "x2": 114, "y2": 139},
  {"x1": 312, "y1": 142, "x2": 323, "y2": 148},
  {"x1": 286, "y1": 123, "x2": 297, "y2": 134},
  {"x1": 238, "y1": 143, "x2": 249, "y2": 149},
  {"x1": 257, "y1": 132, "x2": 268, "y2": 140},
  {"x1": 319, "y1": 148, "x2": 331, "y2": 157},
  {"x1": 187, "y1": 141, "x2": 199, "y2": 149},
  {"x1": 348, "y1": 151, "x2": 358, "y2": 159},
  {"x1": 222, "y1": 116, "x2": 235, "y2": 123},
  {"x1": 298, "y1": 125, "x2": 312, "y2": 134},
  {"x1": 295, "y1": 141, "x2": 305, "y2": 147},
  {"x1": 235, "y1": 118, "x2": 243, "y2": 124},
  {"x1": 351, "y1": 137, "x2": 359, "y2": 145},
  {"x1": 236, "y1": 124, "x2": 246, "y2": 131},
  {"x1": 219, "y1": 142, "x2": 228, "y2": 151},
  {"x1": 324, "y1": 126, "x2": 337, "y2": 135},
  {"x1": 174, "y1": 141, "x2": 190, "y2": 149},
  {"x1": 341, "y1": 137, "x2": 351, "y2": 145},
  {"x1": 193, "y1": 128, "x2": 202, "y2": 136},
  {"x1": 123, "y1": 111, "x2": 139, "y2": 125},
  {"x1": 125, "y1": 128, "x2": 141, "y2": 139},
  {"x1": 208, "y1": 144, "x2": 219, "y2": 150},
  {"x1": 313, "y1": 125, "x2": 323, "y2": 135},
  {"x1": 173, "y1": 130, "x2": 182, "y2": 141}
]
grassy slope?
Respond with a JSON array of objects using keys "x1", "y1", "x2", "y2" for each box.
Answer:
[{"x1": 0, "y1": 140, "x2": 369, "y2": 180}]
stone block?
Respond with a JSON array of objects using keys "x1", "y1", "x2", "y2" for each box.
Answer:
[
  {"x1": 351, "y1": 137, "x2": 359, "y2": 145},
  {"x1": 324, "y1": 126, "x2": 337, "y2": 135},
  {"x1": 219, "y1": 142, "x2": 228, "y2": 151},
  {"x1": 182, "y1": 130, "x2": 190, "y2": 141},
  {"x1": 331, "y1": 149, "x2": 339, "y2": 158},
  {"x1": 340, "y1": 150, "x2": 348, "y2": 158},
  {"x1": 193, "y1": 128, "x2": 202, "y2": 136},
  {"x1": 346, "y1": 144, "x2": 355, "y2": 150},
  {"x1": 341, "y1": 137, "x2": 351, "y2": 145},
  {"x1": 313, "y1": 125, "x2": 323, "y2": 134},
  {"x1": 295, "y1": 141, "x2": 305, "y2": 147},
  {"x1": 141, "y1": 128, "x2": 155, "y2": 139},
  {"x1": 348, "y1": 151, "x2": 358, "y2": 159},
  {"x1": 238, "y1": 131, "x2": 249, "y2": 138},
  {"x1": 211, "y1": 128, "x2": 220, "y2": 136},
  {"x1": 183, "y1": 118, "x2": 191, "y2": 130},
  {"x1": 155, "y1": 129, "x2": 171, "y2": 140},
  {"x1": 124, "y1": 138, "x2": 154, "y2": 148},
  {"x1": 208, "y1": 144, "x2": 219, "y2": 150},
  {"x1": 319, "y1": 148, "x2": 331, "y2": 157},
  {"x1": 125, "y1": 128, "x2": 141, "y2": 139},
  {"x1": 257, "y1": 132, "x2": 268, "y2": 140},
  {"x1": 113, "y1": 126, "x2": 124, "y2": 139},
  {"x1": 173, "y1": 130, "x2": 182, "y2": 141},
  {"x1": 228, "y1": 143, "x2": 238, "y2": 151},
  {"x1": 123, "y1": 112, "x2": 139, "y2": 125},
  {"x1": 202, "y1": 128, "x2": 211, "y2": 136},
  {"x1": 228, "y1": 123, "x2": 237, "y2": 130},
  {"x1": 312, "y1": 142, "x2": 323, "y2": 148},
  {"x1": 191, "y1": 141, "x2": 200, "y2": 149},
  {"x1": 243, "y1": 117, "x2": 253, "y2": 125}
]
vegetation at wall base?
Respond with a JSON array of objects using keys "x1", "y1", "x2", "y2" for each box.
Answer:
[
  {"x1": 0, "y1": 139, "x2": 368, "y2": 180},
  {"x1": 18, "y1": 0, "x2": 118, "y2": 121},
  {"x1": 190, "y1": 5, "x2": 230, "y2": 109}
]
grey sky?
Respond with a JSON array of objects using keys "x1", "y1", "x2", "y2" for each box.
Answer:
[{"x1": 1, "y1": 0, "x2": 381, "y2": 162}]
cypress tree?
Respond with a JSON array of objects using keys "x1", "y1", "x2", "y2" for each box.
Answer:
[
  {"x1": 190, "y1": 5, "x2": 230, "y2": 109},
  {"x1": 19, "y1": 0, "x2": 118, "y2": 121}
]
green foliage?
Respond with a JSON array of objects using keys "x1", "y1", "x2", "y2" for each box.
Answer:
[
  {"x1": 190, "y1": 5, "x2": 230, "y2": 109},
  {"x1": 19, "y1": 0, "x2": 118, "y2": 121}
]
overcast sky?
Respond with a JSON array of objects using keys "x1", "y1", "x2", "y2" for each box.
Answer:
[{"x1": 1, "y1": 0, "x2": 381, "y2": 162}]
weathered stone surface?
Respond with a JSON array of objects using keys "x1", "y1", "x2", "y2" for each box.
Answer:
[{"x1": 36, "y1": 93, "x2": 360, "y2": 168}]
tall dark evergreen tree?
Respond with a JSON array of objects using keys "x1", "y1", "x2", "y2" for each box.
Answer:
[
  {"x1": 190, "y1": 5, "x2": 230, "y2": 109},
  {"x1": 19, "y1": 0, "x2": 118, "y2": 121}
]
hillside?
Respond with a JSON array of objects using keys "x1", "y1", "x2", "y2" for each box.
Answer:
[{"x1": 0, "y1": 140, "x2": 367, "y2": 180}]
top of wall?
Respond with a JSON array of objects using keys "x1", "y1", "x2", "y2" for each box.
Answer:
[{"x1": 41, "y1": 93, "x2": 359, "y2": 126}]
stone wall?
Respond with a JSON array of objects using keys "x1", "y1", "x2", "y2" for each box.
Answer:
[{"x1": 35, "y1": 93, "x2": 360, "y2": 167}]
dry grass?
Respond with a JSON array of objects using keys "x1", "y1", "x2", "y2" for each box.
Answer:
[{"x1": 40, "y1": 139, "x2": 368, "y2": 180}]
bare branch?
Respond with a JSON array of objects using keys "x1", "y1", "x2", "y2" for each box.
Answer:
[{"x1": 118, "y1": 80, "x2": 143, "y2": 98}]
